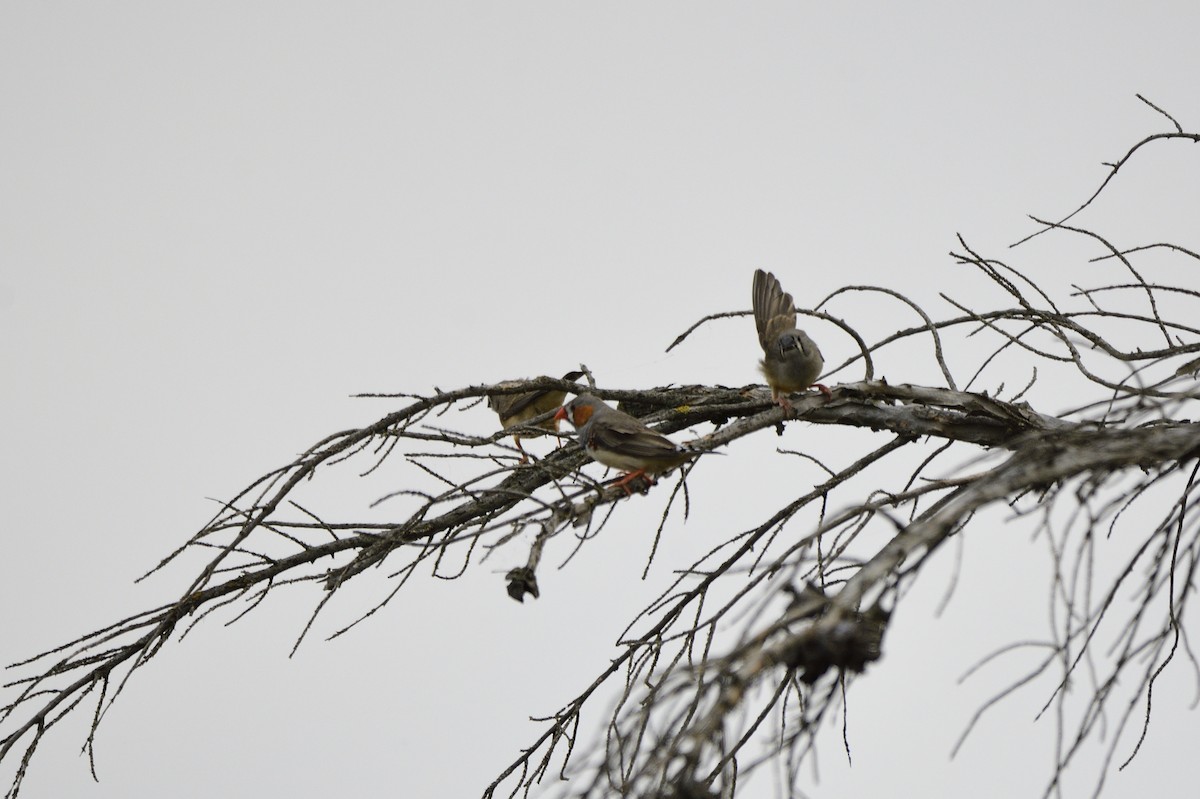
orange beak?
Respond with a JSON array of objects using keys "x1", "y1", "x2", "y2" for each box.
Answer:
[{"x1": 553, "y1": 406, "x2": 569, "y2": 424}]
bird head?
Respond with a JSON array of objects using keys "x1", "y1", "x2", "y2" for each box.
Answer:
[
  {"x1": 555, "y1": 396, "x2": 599, "y2": 428},
  {"x1": 778, "y1": 331, "x2": 810, "y2": 357}
]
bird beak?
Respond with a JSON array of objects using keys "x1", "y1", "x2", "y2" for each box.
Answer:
[{"x1": 553, "y1": 406, "x2": 568, "y2": 424}]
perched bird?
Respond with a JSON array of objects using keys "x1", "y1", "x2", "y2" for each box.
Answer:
[
  {"x1": 752, "y1": 269, "x2": 829, "y2": 410},
  {"x1": 554, "y1": 395, "x2": 712, "y2": 491},
  {"x1": 488, "y1": 370, "x2": 585, "y2": 462}
]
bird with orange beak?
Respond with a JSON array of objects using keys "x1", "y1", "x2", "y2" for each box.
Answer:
[
  {"x1": 554, "y1": 395, "x2": 711, "y2": 491},
  {"x1": 753, "y1": 269, "x2": 830, "y2": 410}
]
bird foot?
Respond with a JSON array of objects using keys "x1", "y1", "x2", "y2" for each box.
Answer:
[
  {"x1": 773, "y1": 394, "x2": 795, "y2": 414},
  {"x1": 610, "y1": 470, "x2": 653, "y2": 495},
  {"x1": 772, "y1": 384, "x2": 831, "y2": 414}
]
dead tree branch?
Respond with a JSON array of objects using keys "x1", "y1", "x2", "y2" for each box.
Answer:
[{"x1": 4, "y1": 98, "x2": 1199, "y2": 799}]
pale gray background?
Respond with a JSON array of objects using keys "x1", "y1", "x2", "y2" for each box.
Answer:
[{"x1": 2, "y1": 2, "x2": 1196, "y2": 797}]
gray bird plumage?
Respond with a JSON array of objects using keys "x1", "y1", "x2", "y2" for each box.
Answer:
[{"x1": 556, "y1": 395, "x2": 711, "y2": 489}]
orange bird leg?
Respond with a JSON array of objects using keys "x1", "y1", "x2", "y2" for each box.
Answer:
[
  {"x1": 610, "y1": 469, "x2": 652, "y2": 494},
  {"x1": 774, "y1": 385, "x2": 831, "y2": 411},
  {"x1": 512, "y1": 435, "x2": 529, "y2": 464}
]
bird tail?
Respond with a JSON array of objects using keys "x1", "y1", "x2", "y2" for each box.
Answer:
[{"x1": 679, "y1": 442, "x2": 724, "y2": 457}]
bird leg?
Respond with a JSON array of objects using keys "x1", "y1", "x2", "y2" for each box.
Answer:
[
  {"x1": 610, "y1": 469, "x2": 653, "y2": 495},
  {"x1": 513, "y1": 435, "x2": 530, "y2": 465},
  {"x1": 773, "y1": 385, "x2": 832, "y2": 412}
]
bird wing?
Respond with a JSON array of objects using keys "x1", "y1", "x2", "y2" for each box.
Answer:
[
  {"x1": 501, "y1": 389, "x2": 565, "y2": 419},
  {"x1": 490, "y1": 371, "x2": 582, "y2": 420},
  {"x1": 487, "y1": 393, "x2": 523, "y2": 418},
  {"x1": 589, "y1": 413, "x2": 682, "y2": 460}
]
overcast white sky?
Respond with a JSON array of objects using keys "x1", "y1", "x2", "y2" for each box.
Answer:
[{"x1": 2, "y1": 3, "x2": 1198, "y2": 797}]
